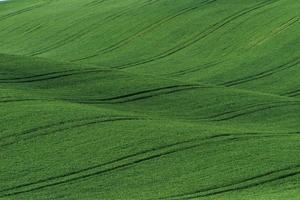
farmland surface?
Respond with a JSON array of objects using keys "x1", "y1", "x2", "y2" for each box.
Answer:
[{"x1": 0, "y1": 0, "x2": 300, "y2": 199}]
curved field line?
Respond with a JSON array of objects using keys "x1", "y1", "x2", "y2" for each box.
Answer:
[
  {"x1": 0, "y1": 134, "x2": 236, "y2": 197},
  {"x1": 213, "y1": 103, "x2": 300, "y2": 121},
  {"x1": 0, "y1": 69, "x2": 77, "y2": 81},
  {"x1": 92, "y1": 85, "x2": 200, "y2": 101},
  {"x1": 161, "y1": 165, "x2": 300, "y2": 200},
  {"x1": 23, "y1": 24, "x2": 42, "y2": 35},
  {"x1": 1, "y1": 22, "x2": 42, "y2": 36},
  {"x1": 26, "y1": 1, "x2": 144, "y2": 56},
  {"x1": 2, "y1": 133, "x2": 299, "y2": 197},
  {"x1": 0, "y1": 116, "x2": 141, "y2": 148},
  {"x1": 282, "y1": 88, "x2": 300, "y2": 97},
  {"x1": 0, "y1": 99, "x2": 52, "y2": 104},
  {"x1": 166, "y1": 60, "x2": 224, "y2": 77},
  {"x1": 0, "y1": 85, "x2": 201, "y2": 105},
  {"x1": 0, "y1": 69, "x2": 107, "y2": 83},
  {"x1": 200, "y1": 101, "x2": 300, "y2": 121},
  {"x1": 0, "y1": 85, "x2": 205, "y2": 106},
  {"x1": 100, "y1": 7, "x2": 199, "y2": 54},
  {"x1": 73, "y1": 4, "x2": 202, "y2": 61},
  {"x1": 84, "y1": 0, "x2": 107, "y2": 7},
  {"x1": 73, "y1": 0, "x2": 217, "y2": 63},
  {"x1": 222, "y1": 58, "x2": 300, "y2": 87},
  {"x1": 0, "y1": 22, "x2": 30, "y2": 36},
  {"x1": 201, "y1": 101, "x2": 300, "y2": 118},
  {"x1": 71, "y1": 85, "x2": 208, "y2": 104},
  {"x1": 0, "y1": 0, "x2": 52, "y2": 22},
  {"x1": 108, "y1": 0, "x2": 277, "y2": 69},
  {"x1": 26, "y1": 0, "x2": 160, "y2": 56},
  {"x1": 288, "y1": 93, "x2": 300, "y2": 97},
  {"x1": 250, "y1": 16, "x2": 299, "y2": 48}
]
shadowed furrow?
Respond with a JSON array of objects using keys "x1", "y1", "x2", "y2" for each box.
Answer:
[
  {"x1": 249, "y1": 16, "x2": 300, "y2": 48},
  {"x1": 0, "y1": 134, "x2": 236, "y2": 197},
  {"x1": 26, "y1": 0, "x2": 161, "y2": 57},
  {"x1": 166, "y1": 60, "x2": 224, "y2": 77},
  {"x1": 0, "y1": 85, "x2": 206, "y2": 105},
  {"x1": 110, "y1": 0, "x2": 277, "y2": 69},
  {"x1": 282, "y1": 88, "x2": 300, "y2": 97},
  {"x1": 0, "y1": 116, "x2": 142, "y2": 148},
  {"x1": 161, "y1": 165, "x2": 300, "y2": 200},
  {"x1": 1, "y1": 1, "x2": 300, "y2": 199},
  {"x1": 0, "y1": 0, "x2": 52, "y2": 22},
  {"x1": 84, "y1": 0, "x2": 107, "y2": 7},
  {"x1": 199, "y1": 101, "x2": 300, "y2": 121},
  {"x1": 74, "y1": 4, "x2": 201, "y2": 60},
  {"x1": 73, "y1": 85, "x2": 207, "y2": 104},
  {"x1": 73, "y1": 0, "x2": 217, "y2": 63},
  {"x1": 0, "y1": 68, "x2": 108, "y2": 83},
  {"x1": 0, "y1": 69, "x2": 77, "y2": 81},
  {"x1": 222, "y1": 58, "x2": 300, "y2": 87}
]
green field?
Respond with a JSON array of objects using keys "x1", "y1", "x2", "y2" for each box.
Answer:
[{"x1": 0, "y1": 0, "x2": 300, "y2": 199}]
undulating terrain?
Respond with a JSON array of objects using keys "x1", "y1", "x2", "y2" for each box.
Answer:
[{"x1": 0, "y1": 0, "x2": 300, "y2": 199}]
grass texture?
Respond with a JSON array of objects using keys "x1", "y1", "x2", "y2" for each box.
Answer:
[{"x1": 0, "y1": 0, "x2": 300, "y2": 199}]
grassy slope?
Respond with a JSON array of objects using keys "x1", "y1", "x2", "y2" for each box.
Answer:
[{"x1": 0, "y1": 0, "x2": 300, "y2": 199}]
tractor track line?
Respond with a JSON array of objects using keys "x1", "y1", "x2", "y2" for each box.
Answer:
[
  {"x1": 222, "y1": 58, "x2": 300, "y2": 87},
  {"x1": 109, "y1": 0, "x2": 277, "y2": 69},
  {"x1": 0, "y1": 135, "x2": 236, "y2": 197},
  {"x1": 0, "y1": 117, "x2": 141, "y2": 148},
  {"x1": 160, "y1": 165, "x2": 300, "y2": 200}
]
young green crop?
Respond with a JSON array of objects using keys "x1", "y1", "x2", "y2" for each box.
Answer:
[{"x1": 0, "y1": 0, "x2": 300, "y2": 199}]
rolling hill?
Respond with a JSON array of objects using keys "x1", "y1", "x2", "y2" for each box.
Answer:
[{"x1": 0, "y1": 0, "x2": 300, "y2": 199}]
